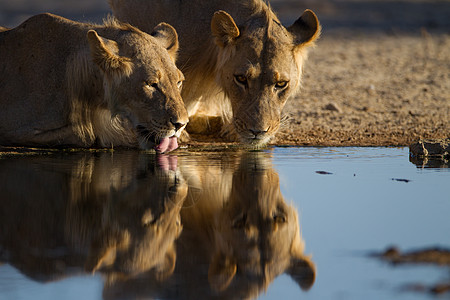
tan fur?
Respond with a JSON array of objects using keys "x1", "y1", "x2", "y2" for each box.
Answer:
[
  {"x1": 76, "y1": 154, "x2": 187, "y2": 277},
  {"x1": 0, "y1": 13, "x2": 188, "y2": 149},
  {"x1": 0, "y1": 152, "x2": 187, "y2": 280},
  {"x1": 110, "y1": 0, "x2": 320, "y2": 146},
  {"x1": 101, "y1": 152, "x2": 315, "y2": 298},
  {"x1": 202, "y1": 152, "x2": 316, "y2": 293}
]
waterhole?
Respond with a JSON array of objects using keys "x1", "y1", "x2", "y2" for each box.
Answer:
[{"x1": 0, "y1": 147, "x2": 448, "y2": 300}]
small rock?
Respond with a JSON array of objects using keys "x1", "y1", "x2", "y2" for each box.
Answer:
[
  {"x1": 410, "y1": 139, "x2": 450, "y2": 157},
  {"x1": 323, "y1": 102, "x2": 342, "y2": 112},
  {"x1": 367, "y1": 84, "x2": 376, "y2": 95}
]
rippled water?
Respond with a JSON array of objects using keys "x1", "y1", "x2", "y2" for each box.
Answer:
[{"x1": 0, "y1": 147, "x2": 449, "y2": 300}]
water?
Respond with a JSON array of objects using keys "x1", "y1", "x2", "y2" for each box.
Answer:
[{"x1": 0, "y1": 147, "x2": 448, "y2": 300}]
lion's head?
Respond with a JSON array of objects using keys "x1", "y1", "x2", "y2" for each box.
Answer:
[
  {"x1": 211, "y1": 8, "x2": 320, "y2": 145},
  {"x1": 0, "y1": 14, "x2": 188, "y2": 152},
  {"x1": 85, "y1": 21, "x2": 189, "y2": 151}
]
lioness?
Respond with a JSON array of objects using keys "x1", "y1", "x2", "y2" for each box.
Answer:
[
  {"x1": 110, "y1": 0, "x2": 320, "y2": 145},
  {"x1": 0, "y1": 13, "x2": 188, "y2": 152}
]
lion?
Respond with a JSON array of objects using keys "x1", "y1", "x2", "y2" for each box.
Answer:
[
  {"x1": 109, "y1": 0, "x2": 320, "y2": 146},
  {"x1": 0, "y1": 152, "x2": 187, "y2": 281},
  {"x1": 0, "y1": 13, "x2": 188, "y2": 152},
  {"x1": 102, "y1": 151, "x2": 315, "y2": 299}
]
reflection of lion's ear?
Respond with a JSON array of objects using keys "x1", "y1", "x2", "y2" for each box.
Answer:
[
  {"x1": 87, "y1": 30, "x2": 133, "y2": 79},
  {"x1": 287, "y1": 211, "x2": 316, "y2": 290},
  {"x1": 288, "y1": 9, "x2": 321, "y2": 48},
  {"x1": 85, "y1": 230, "x2": 127, "y2": 274},
  {"x1": 151, "y1": 22, "x2": 179, "y2": 61},
  {"x1": 155, "y1": 244, "x2": 177, "y2": 282},
  {"x1": 85, "y1": 239, "x2": 117, "y2": 274},
  {"x1": 208, "y1": 252, "x2": 237, "y2": 292},
  {"x1": 287, "y1": 255, "x2": 316, "y2": 290},
  {"x1": 211, "y1": 10, "x2": 240, "y2": 47}
]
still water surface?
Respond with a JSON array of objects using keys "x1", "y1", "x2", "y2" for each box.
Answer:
[{"x1": 0, "y1": 147, "x2": 448, "y2": 300}]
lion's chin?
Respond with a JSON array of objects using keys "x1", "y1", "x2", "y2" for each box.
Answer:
[{"x1": 240, "y1": 135, "x2": 272, "y2": 148}]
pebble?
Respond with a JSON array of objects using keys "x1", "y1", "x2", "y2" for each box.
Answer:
[
  {"x1": 323, "y1": 102, "x2": 342, "y2": 112},
  {"x1": 367, "y1": 84, "x2": 377, "y2": 95}
]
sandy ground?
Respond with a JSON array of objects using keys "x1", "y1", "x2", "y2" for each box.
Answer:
[
  {"x1": 0, "y1": 0, "x2": 449, "y2": 147},
  {"x1": 272, "y1": 0, "x2": 450, "y2": 146},
  {"x1": 275, "y1": 31, "x2": 450, "y2": 146}
]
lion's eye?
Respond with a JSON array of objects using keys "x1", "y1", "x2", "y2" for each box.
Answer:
[
  {"x1": 177, "y1": 81, "x2": 183, "y2": 89},
  {"x1": 145, "y1": 81, "x2": 159, "y2": 89},
  {"x1": 234, "y1": 75, "x2": 248, "y2": 87},
  {"x1": 274, "y1": 81, "x2": 288, "y2": 90}
]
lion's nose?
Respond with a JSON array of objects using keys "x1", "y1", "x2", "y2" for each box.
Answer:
[
  {"x1": 170, "y1": 119, "x2": 187, "y2": 132},
  {"x1": 249, "y1": 128, "x2": 269, "y2": 138}
]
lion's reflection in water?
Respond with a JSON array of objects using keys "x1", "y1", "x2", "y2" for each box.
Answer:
[
  {"x1": 0, "y1": 150, "x2": 314, "y2": 299},
  {"x1": 104, "y1": 151, "x2": 315, "y2": 299},
  {"x1": 0, "y1": 152, "x2": 187, "y2": 281}
]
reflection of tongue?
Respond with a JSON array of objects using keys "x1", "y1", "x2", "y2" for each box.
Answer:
[{"x1": 155, "y1": 137, "x2": 178, "y2": 153}]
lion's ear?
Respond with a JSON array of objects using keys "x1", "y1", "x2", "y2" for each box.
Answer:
[
  {"x1": 208, "y1": 252, "x2": 237, "y2": 292},
  {"x1": 286, "y1": 254, "x2": 316, "y2": 291},
  {"x1": 151, "y1": 23, "x2": 179, "y2": 60},
  {"x1": 288, "y1": 9, "x2": 321, "y2": 48},
  {"x1": 87, "y1": 30, "x2": 133, "y2": 79},
  {"x1": 211, "y1": 10, "x2": 240, "y2": 48}
]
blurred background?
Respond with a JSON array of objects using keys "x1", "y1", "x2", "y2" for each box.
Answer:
[
  {"x1": 1, "y1": 0, "x2": 449, "y2": 33},
  {"x1": 0, "y1": 0, "x2": 109, "y2": 27}
]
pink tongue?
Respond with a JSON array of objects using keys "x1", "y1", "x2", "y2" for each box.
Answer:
[{"x1": 155, "y1": 136, "x2": 178, "y2": 153}]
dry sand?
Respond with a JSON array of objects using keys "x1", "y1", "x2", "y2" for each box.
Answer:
[
  {"x1": 0, "y1": 0, "x2": 448, "y2": 147},
  {"x1": 272, "y1": 0, "x2": 450, "y2": 146},
  {"x1": 275, "y1": 30, "x2": 450, "y2": 146}
]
